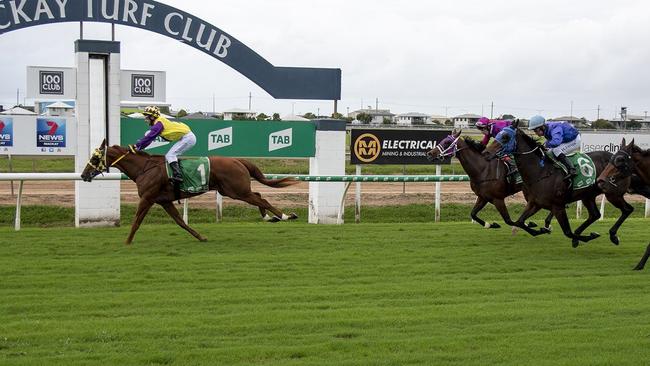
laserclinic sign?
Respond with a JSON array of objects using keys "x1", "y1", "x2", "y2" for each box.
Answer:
[{"x1": 0, "y1": 0, "x2": 341, "y2": 100}]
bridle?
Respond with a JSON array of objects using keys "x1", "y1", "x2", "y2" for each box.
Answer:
[
  {"x1": 432, "y1": 135, "x2": 466, "y2": 160},
  {"x1": 603, "y1": 149, "x2": 634, "y2": 187},
  {"x1": 84, "y1": 145, "x2": 135, "y2": 179}
]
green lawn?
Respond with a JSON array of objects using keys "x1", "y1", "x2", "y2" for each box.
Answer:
[{"x1": 1, "y1": 218, "x2": 650, "y2": 365}]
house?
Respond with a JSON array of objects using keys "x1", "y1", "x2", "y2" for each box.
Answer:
[
  {"x1": 608, "y1": 115, "x2": 650, "y2": 129},
  {"x1": 549, "y1": 116, "x2": 588, "y2": 127},
  {"x1": 452, "y1": 113, "x2": 482, "y2": 129},
  {"x1": 394, "y1": 112, "x2": 431, "y2": 126},
  {"x1": 44, "y1": 101, "x2": 75, "y2": 117},
  {"x1": 348, "y1": 108, "x2": 395, "y2": 124},
  {"x1": 183, "y1": 111, "x2": 223, "y2": 119},
  {"x1": 223, "y1": 108, "x2": 257, "y2": 120},
  {"x1": 429, "y1": 114, "x2": 448, "y2": 125}
]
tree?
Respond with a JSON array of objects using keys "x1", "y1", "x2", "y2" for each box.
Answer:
[
  {"x1": 383, "y1": 117, "x2": 393, "y2": 124},
  {"x1": 500, "y1": 114, "x2": 516, "y2": 120},
  {"x1": 627, "y1": 120, "x2": 641, "y2": 129},
  {"x1": 356, "y1": 112, "x2": 372, "y2": 124},
  {"x1": 445, "y1": 119, "x2": 454, "y2": 126},
  {"x1": 272, "y1": 113, "x2": 281, "y2": 121},
  {"x1": 302, "y1": 112, "x2": 317, "y2": 120},
  {"x1": 331, "y1": 112, "x2": 344, "y2": 120},
  {"x1": 591, "y1": 119, "x2": 616, "y2": 129},
  {"x1": 176, "y1": 109, "x2": 188, "y2": 118},
  {"x1": 256, "y1": 113, "x2": 269, "y2": 121}
]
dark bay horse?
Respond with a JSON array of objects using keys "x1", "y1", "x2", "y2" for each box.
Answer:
[
  {"x1": 485, "y1": 128, "x2": 633, "y2": 248},
  {"x1": 81, "y1": 140, "x2": 298, "y2": 244},
  {"x1": 426, "y1": 129, "x2": 552, "y2": 232},
  {"x1": 596, "y1": 138, "x2": 650, "y2": 269}
]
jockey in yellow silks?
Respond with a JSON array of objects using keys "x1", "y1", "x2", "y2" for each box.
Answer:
[{"x1": 134, "y1": 106, "x2": 196, "y2": 183}]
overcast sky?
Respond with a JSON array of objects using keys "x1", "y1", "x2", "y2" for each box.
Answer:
[{"x1": 1, "y1": 0, "x2": 649, "y2": 120}]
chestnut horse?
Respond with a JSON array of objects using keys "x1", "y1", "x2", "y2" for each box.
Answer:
[
  {"x1": 81, "y1": 140, "x2": 298, "y2": 244},
  {"x1": 596, "y1": 138, "x2": 650, "y2": 269},
  {"x1": 484, "y1": 128, "x2": 634, "y2": 248},
  {"x1": 426, "y1": 129, "x2": 553, "y2": 232}
]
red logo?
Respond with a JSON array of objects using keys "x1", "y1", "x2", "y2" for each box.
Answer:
[
  {"x1": 0, "y1": 121, "x2": 5, "y2": 133},
  {"x1": 46, "y1": 121, "x2": 59, "y2": 135}
]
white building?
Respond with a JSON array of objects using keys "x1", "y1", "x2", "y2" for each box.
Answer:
[
  {"x1": 223, "y1": 108, "x2": 257, "y2": 120},
  {"x1": 452, "y1": 113, "x2": 482, "y2": 129},
  {"x1": 348, "y1": 108, "x2": 395, "y2": 124},
  {"x1": 394, "y1": 112, "x2": 431, "y2": 126},
  {"x1": 44, "y1": 101, "x2": 75, "y2": 117}
]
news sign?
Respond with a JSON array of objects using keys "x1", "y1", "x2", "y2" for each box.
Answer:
[
  {"x1": 350, "y1": 128, "x2": 452, "y2": 165},
  {"x1": 36, "y1": 118, "x2": 66, "y2": 148},
  {"x1": 0, "y1": 118, "x2": 13, "y2": 147}
]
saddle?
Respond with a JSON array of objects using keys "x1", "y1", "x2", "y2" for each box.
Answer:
[
  {"x1": 544, "y1": 152, "x2": 596, "y2": 190},
  {"x1": 165, "y1": 157, "x2": 211, "y2": 194}
]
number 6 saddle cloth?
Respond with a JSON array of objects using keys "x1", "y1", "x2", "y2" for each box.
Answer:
[
  {"x1": 545, "y1": 152, "x2": 596, "y2": 190},
  {"x1": 165, "y1": 157, "x2": 211, "y2": 193}
]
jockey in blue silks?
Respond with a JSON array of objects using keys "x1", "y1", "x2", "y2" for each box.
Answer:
[
  {"x1": 492, "y1": 125, "x2": 518, "y2": 176},
  {"x1": 528, "y1": 115, "x2": 580, "y2": 179}
]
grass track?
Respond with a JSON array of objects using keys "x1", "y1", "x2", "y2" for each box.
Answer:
[{"x1": 1, "y1": 219, "x2": 650, "y2": 365}]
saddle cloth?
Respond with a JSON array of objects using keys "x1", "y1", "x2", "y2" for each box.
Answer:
[
  {"x1": 546, "y1": 152, "x2": 596, "y2": 190},
  {"x1": 166, "y1": 157, "x2": 210, "y2": 193}
]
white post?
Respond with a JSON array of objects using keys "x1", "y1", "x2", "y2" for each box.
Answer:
[
  {"x1": 183, "y1": 199, "x2": 189, "y2": 224},
  {"x1": 216, "y1": 191, "x2": 223, "y2": 223},
  {"x1": 309, "y1": 120, "x2": 347, "y2": 224},
  {"x1": 14, "y1": 180, "x2": 23, "y2": 231},
  {"x1": 576, "y1": 201, "x2": 582, "y2": 219},
  {"x1": 435, "y1": 164, "x2": 442, "y2": 222},
  {"x1": 355, "y1": 165, "x2": 361, "y2": 223},
  {"x1": 74, "y1": 40, "x2": 121, "y2": 227},
  {"x1": 599, "y1": 195, "x2": 606, "y2": 220},
  {"x1": 646, "y1": 199, "x2": 650, "y2": 218}
]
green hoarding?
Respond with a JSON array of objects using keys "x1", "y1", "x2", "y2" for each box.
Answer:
[{"x1": 120, "y1": 118, "x2": 316, "y2": 158}]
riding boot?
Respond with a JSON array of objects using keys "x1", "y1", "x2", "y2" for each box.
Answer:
[
  {"x1": 169, "y1": 161, "x2": 184, "y2": 183},
  {"x1": 501, "y1": 155, "x2": 518, "y2": 176},
  {"x1": 556, "y1": 153, "x2": 576, "y2": 180}
]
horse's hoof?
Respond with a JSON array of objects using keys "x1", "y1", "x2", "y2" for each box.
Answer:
[
  {"x1": 268, "y1": 216, "x2": 281, "y2": 223},
  {"x1": 572, "y1": 239, "x2": 580, "y2": 248},
  {"x1": 288, "y1": 213, "x2": 298, "y2": 220},
  {"x1": 590, "y1": 232, "x2": 601, "y2": 240},
  {"x1": 609, "y1": 233, "x2": 620, "y2": 246},
  {"x1": 545, "y1": 224, "x2": 553, "y2": 232},
  {"x1": 526, "y1": 221, "x2": 538, "y2": 228},
  {"x1": 490, "y1": 222, "x2": 501, "y2": 229},
  {"x1": 633, "y1": 264, "x2": 645, "y2": 271},
  {"x1": 199, "y1": 237, "x2": 208, "y2": 242},
  {"x1": 540, "y1": 227, "x2": 551, "y2": 235}
]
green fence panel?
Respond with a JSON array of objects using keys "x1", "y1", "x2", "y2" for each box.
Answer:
[{"x1": 120, "y1": 118, "x2": 316, "y2": 158}]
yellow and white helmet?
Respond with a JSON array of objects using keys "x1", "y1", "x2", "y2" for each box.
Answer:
[{"x1": 143, "y1": 106, "x2": 160, "y2": 118}]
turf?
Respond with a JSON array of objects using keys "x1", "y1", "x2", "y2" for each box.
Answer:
[{"x1": 1, "y1": 219, "x2": 650, "y2": 365}]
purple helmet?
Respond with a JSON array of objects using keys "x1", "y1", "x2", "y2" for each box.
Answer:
[{"x1": 475, "y1": 117, "x2": 490, "y2": 129}]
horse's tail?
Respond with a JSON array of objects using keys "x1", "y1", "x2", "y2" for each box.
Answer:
[{"x1": 236, "y1": 159, "x2": 299, "y2": 188}]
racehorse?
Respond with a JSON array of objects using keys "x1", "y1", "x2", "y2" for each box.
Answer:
[
  {"x1": 426, "y1": 129, "x2": 553, "y2": 231},
  {"x1": 80, "y1": 140, "x2": 299, "y2": 244},
  {"x1": 596, "y1": 138, "x2": 650, "y2": 269},
  {"x1": 484, "y1": 127, "x2": 634, "y2": 248}
]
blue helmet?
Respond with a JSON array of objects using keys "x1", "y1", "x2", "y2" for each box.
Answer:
[{"x1": 528, "y1": 115, "x2": 546, "y2": 130}]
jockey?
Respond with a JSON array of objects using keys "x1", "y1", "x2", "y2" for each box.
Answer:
[
  {"x1": 528, "y1": 115, "x2": 580, "y2": 179},
  {"x1": 476, "y1": 117, "x2": 516, "y2": 174},
  {"x1": 491, "y1": 125, "x2": 518, "y2": 176},
  {"x1": 134, "y1": 106, "x2": 196, "y2": 183},
  {"x1": 475, "y1": 117, "x2": 512, "y2": 146}
]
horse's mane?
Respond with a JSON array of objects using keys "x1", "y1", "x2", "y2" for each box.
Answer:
[
  {"x1": 517, "y1": 129, "x2": 544, "y2": 148},
  {"x1": 463, "y1": 137, "x2": 485, "y2": 152}
]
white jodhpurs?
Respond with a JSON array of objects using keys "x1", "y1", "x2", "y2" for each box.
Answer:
[
  {"x1": 165, "y1": 132, "x2": 196, "y2": 163},
  {"x1": 550, "y1": 134, "x2": 581, "y2": 157}
]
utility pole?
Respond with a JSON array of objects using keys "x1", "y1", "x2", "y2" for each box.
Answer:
[
  {"x1": 597, "y1": 105, "x2": 600, "y2": 120},
  {"x1": 570, "y1": 100, "x2": 573, "y2": 117},
  {"x1": 248, "y1": 92, "x2": 252, "y2": 110},
  {"x1": 212, "y1": 94, "x2": 215, "y2": 113},
  {"x1": 375, "y1": 97, "x2": 378, "y2": 111},
  {"x1": 16, "y1": 88, "x2": 19, "y2": 106},
  {"x1": 490, "y1": 102, "x2": 494, "y2": 119}
]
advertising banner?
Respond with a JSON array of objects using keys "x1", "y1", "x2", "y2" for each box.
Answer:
[
  {"x1": 120, "y1": 70, "x2": 166, "y2": 103},
  {"x1": 120, "y1": 118, "x2": 316, "y2": 158},
  {"x1": 26, "y1": 66, "x2": 77, "y2": 100},
  {"x1": 0, "y1": 116, "x2": 76, "y2": 155},
  {"x1": 581, "y1": 132, "x2": 650, "y2": 153},
  {"x1": 350, "y1": 128, "x2": 452, "y2": 165}
]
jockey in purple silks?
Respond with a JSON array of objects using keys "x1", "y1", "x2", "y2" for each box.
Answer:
[{"x1": 475, "y1": 117, "x2": 517, "y2": 175}]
